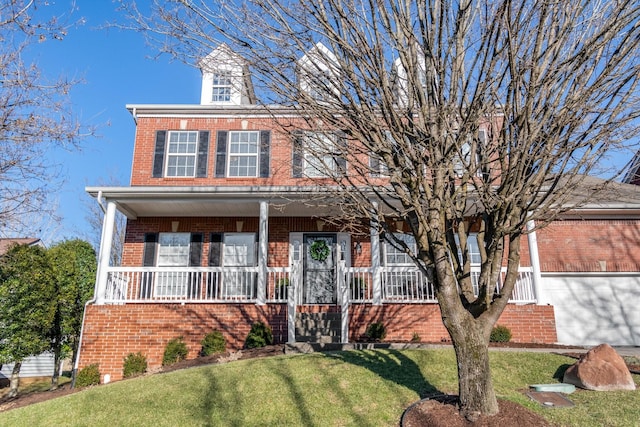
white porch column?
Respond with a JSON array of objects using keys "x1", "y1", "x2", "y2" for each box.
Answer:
[
  {"x1": 526, "y1": 220, "x2": 545, "y2": 305},
  {"x1": 95, "y1": 200, "x2": 117, "y2": 305},
  {"x1": 287, "y1": 260, "x2": 301, "y2": 343},
  {"x1": 370, "y1": 201, "x2": 382, "y2": 305},
  {"x1": 256, "y1": 200, "x2": 269, "y2": 305},
  {"x1": 338, "y1": 260, "x2": 349, "y2": 343}
]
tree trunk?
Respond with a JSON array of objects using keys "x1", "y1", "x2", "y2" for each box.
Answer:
[
  {"x1": 450, "y1": 324, "x2": 498, "y2": 420},
  {"x1": 8, "y1": 361, "x2": 22, "y2": 398},
  {"x1": 439, "y1": 290, "x2": 499, "y2": 419},
  {"x1": 50, "y1": 346, "x2": 61, "y2": 390}
]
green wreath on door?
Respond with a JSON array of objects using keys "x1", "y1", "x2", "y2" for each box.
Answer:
[{"x1": 309, "y1": 239, "x2": 330, "y2": 262}]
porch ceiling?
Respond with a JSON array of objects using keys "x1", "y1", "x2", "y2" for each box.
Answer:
[{"x1": 85, "y1": 185, "x2": 354, "y2": 219}]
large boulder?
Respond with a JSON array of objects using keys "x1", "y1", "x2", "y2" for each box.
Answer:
[{"x1": 563, "y1": 343, "x2": 636, "y2": 391}]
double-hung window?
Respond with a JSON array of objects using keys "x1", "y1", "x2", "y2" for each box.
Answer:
[
  {"x1": 228, "y1": 131, "x2": 259, "y2": 177},
  {"x1": 155, "y1": 232, "x2": 191, "y2": 297},
  {"x1": 215, "y1": 130, "x2": 270, "y2": 178},
  {"x1": 382, "y1": 233, "x2": 420, "y2": 298},
  {"x1": 212, "y1": 72, "x2": 232, "y2": 103},
  {"x1": 221, "y1": 233, "x2": 257, "y2": 298},
  {"x1": 303, "y1": 132, "x2": 338, "y2": 177},
  {"x1": 166, "y1": 131, "x2": 198, "y2": 177}
]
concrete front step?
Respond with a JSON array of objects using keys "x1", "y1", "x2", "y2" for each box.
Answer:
[{"x1": 295, "y1": 312, "x2": 342, "y2": 343}]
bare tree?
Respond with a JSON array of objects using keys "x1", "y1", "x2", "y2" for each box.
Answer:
[
  {"x1": 120, "y1": 0, "x2": 640, "y2": 418},
  {"x1": 0, "y1": 1, "x2": 91, "y2": 235}
]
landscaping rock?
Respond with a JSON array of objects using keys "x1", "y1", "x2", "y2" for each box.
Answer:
[{"x1": 563, "y1": 343, "x2": 636, "y2": 391}]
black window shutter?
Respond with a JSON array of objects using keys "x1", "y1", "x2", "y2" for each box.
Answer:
[
  {"x1": 152, "y1": 131, "x2": 167, "y2": 178},
  {"x1": 143, "y1": 233, "x2": 158, "y2": 266},
  {"x1": 190, "y1": 233, "x2": 204, "y2": 266},
  {"x1": 336, "y1": 132, "x2": 348, "y2": 173},
  {"x1": 259, "y1": 130, "x2": 271, "y2": 178},
  {"x1": 369, "y1": 155, "x2": 380, "y2": 176},
  {"x1": 208, "y1": 233, "x2": 223, "y2": 266},
  {"x1": 292, "y1": 131, "x2": 303, "y2": 178},
  {"x1": 215, "y1": 131, "x2": 228, "y2": 178},
  {"x1": 196, "y1": 131, "x2": 210, "y2": 178}
]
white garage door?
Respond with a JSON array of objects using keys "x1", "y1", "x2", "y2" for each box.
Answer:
[{"x1": 541, "y1": 274, "x2": 640, "y2": 346}]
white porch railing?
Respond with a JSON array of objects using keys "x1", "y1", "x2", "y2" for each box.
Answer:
[
  {"x1": 102, "y1": 265, "x2": 535, "y2": 304},
  {"x1": 104, "y1": 267, "x2": 290, "y2": 304}
]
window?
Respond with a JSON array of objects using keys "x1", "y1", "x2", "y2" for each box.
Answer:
[
  {"x1": 382, "y1": 233, "x2": 419, "y2": 299},
  {"x1": 222, "y1": 233, "x2": 257, "y2": 298},
  {"x1": 228, "y1": 131, "x2": 259, "y2": 177},
  {"x1": 383, "y1": 233, "x2": 416, "y2": 266},
  {"x1": 212, "y1": 72, "x2": 232, "y2": 103},
  {"x1": 152, "y1": 130, "x2": 209, "y2": 179},
  {"x1": 215, "y1": 130, "x2": 270, "y2": 178},
  {"x1": 304, "y1": 133, "x2": 337, "y2": 177},
  {"x1": 223, "y1": 233, "x2": 256, "y2": 266},
  {"x1": 455, "y1": 234, "x2": 481, "y2": 265},
  {"x1": 166, "y1": 131, "x2": 198, "y2": 177},
  {"x1": 155, "y1": 233, "x2": 191, "y2": 297}
]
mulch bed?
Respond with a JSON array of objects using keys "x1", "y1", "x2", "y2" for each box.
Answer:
[{"x1": 401, "y1": 394, "x2": 553, "y2": 427}]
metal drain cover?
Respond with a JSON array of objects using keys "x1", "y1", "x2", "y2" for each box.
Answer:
[{"x1": 525, "y1": 391, "x2": 575, "y2": 408}]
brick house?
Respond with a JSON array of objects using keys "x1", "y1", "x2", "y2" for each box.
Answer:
[{"x1": 79, "y1": 44, "x2": 640, "y2": 383}]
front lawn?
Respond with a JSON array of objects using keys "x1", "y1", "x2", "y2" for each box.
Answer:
[{"x1": 1, "y1": 349, "x2": 638, "y2": 426}]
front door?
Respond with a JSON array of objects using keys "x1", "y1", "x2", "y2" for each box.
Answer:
[{"x1": 303, "y1": 234, "x2": 337, "y2": 304}]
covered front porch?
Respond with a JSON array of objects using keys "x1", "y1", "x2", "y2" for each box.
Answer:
[{"x1": 88, "y1": 185, "x2": 545, "y2": 345}]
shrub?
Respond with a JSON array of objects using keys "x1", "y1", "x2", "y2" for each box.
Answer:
[
  {"x1": 123, "y1": 352, "x2": 147, "y2": 378},
  {"x1": 200, "y1": 330, "x2": 226, "y2": 356},
  {"x1": 490, "y1": 325, "x2": 512, "y2": 343},
  {"x1": 75, "y1": 364, "x2": 100, "y2": 387},
  {"x1": 411, "y1": 332, "x2": 421, "y2": 343},
  {"x1": 244, "y1": 322, "x2": 273, "y2": 349},
  {"x1": 365, "y1": 322, "x2": 387, "y2": 341},
  {"x1": 162, "y1": 336, "x2": 189, "y2": 366}
]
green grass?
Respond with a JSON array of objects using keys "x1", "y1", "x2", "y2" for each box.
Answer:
[{"x1": 1, "y1": 349, "x2": 638, "y2": 427}]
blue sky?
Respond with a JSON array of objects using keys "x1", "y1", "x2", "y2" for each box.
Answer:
[{"x1": 29, "y1": 2, "x2": 201, "y2": 243}]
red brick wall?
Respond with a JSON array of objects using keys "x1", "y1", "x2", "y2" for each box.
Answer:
[
  {"x1": 78, "y1": 303, "x2": 287, "y2": 382},
  {"x1": 78, "y1": 302, "x2": 556, "y2": 383},
  {"x1": 349, "y1": 304, "x2": 557, "y2": 344},
  {"x1": 536, "y1": 219, "x2": 640, "y2": 272}
]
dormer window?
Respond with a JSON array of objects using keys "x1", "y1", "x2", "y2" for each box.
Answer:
[
  {"x1": 199, "y1": 44, "x2": 255, "y2": 106},
  {"x1": 212, "y1": 72, "x2": 233, "y2": 103},
  {"x1": 297, "y1": 43, "x2": 340, "y2": 103}
]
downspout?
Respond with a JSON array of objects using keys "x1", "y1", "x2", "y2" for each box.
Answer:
[{"x1": 72, "y1": 192, "x2": 108, "y2": 387}]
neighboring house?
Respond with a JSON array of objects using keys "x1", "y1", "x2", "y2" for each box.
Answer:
[
  {"x1": 0, "y1": 238, "x2": 56, "y2": 382},
  {"x1": 79, "y1": 44, "x2": 640, "y2": 383},
  {"x1": 623, "y1": 149, "x2": 640, "y2": 186}
]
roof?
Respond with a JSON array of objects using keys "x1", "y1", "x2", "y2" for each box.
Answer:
[
  {"x1": 86, "y1": 176, "x2": 640, "y2": 220},
  {"x1": 0, "y1": 238, "x2": 43, "y2": 256}
]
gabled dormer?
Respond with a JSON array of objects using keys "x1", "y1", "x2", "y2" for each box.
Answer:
[
  {"x1": 391, "y1": 46, "x2": 430, "y2": 108},
  {"x1": 198, "y1": 44, "x2": 256, "y2": 106},
  {"x1": 297, "y1": 42, "x2": 340, "y2": 102}
]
